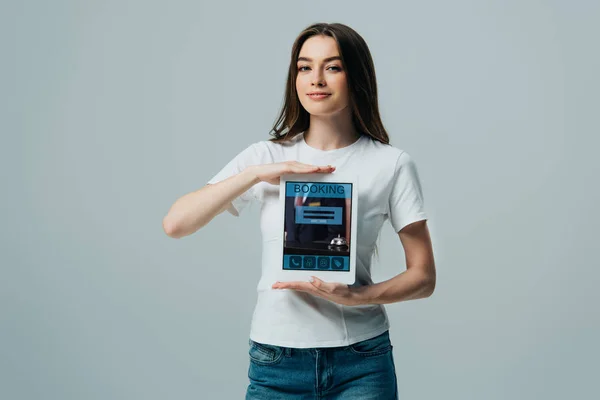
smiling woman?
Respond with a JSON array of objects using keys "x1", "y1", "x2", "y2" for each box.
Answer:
[
  {"x1": 296, "y1": 40, "x2": 349, "y2": 114},
  {"x1": 269, "y1": 23, "x2": 389, "y2": 150},
  {"x1": 162, "y1": 21, "x2": 435, "y2": 400}
]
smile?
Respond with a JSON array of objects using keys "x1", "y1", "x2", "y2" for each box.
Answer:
[{"x1": 307, "y1": 94, "x2": 331, "y2": 100}]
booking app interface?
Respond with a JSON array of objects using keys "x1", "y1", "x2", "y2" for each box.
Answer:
[{"x1": 283, "y1": 181, "x2": 352, "y2": 272}]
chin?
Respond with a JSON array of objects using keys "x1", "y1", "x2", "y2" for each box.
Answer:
[
  {"x1": 304, "y1": 108, "x2": 332, "y2": 116},
  {"x1": 301, "y1": 102, "x2": 345, "y2": 116},
  {"x1": 306, "y1": 107, "x2": 345, "y2": 117}
]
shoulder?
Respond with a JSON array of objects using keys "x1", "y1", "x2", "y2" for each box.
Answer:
[
  {"x1": 237, "y1": 138, "x2": 283, "y2": 161},
  {"x1": 249, "y1": 139, "x2": 279, "y2": 162},
  {"x1": 361, "y1": 135, "x2": 410, "y2": 165},
  {"x1": 360, "y1": 136, "x2": 426, "y2": 182}
]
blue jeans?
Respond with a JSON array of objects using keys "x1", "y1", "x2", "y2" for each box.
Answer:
[{"x1": 246, "y1": 330, "x2": 398, "y2": 399}]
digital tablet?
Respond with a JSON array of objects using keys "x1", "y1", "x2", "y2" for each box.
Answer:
[{"x1": 275, "y1": 173, "x2": 358, "y2": 285}]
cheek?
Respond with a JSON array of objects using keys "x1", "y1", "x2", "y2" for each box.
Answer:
[
  {"x1": 296, "y1": 79, "x2": 309, "y2": 106},
  {"x1": 296, "y1": 74, "x2": 310, "y2": 89},
  {"x1": 331, "y1": 79, "x2": 349, "y2": 102},
  {"x1": 332, "y1": 76, "x2": 348, "y2": 92}
]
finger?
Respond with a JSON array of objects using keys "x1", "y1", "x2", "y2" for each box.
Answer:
[
  {"x1": 271, "y1": 282, "x2": 308, "y2": 289},
  {"x1": 292, "y1": 166, "x2": 321, "y2": 174},
  {"x1": 293, "y1": 165, "x2": 335, "y2": 174},
  {"x1": 317, "y1": 165, "x2": 336, "y2": 173},
  {"x1": 284, "y1": 162, "x2": 313, "y2": 171},
  {"x1": 295, "y1": 162, "x2": 334, "y2": 169},
  {"x1": 313, "y1": 164, "x2": 335, "y2": 170},
  {"x1": 289, "y1": 163, "x2": 319, "y2": 171},
  {"x1": 272, "y1": 281, "x2": 313, "y2": 291}
]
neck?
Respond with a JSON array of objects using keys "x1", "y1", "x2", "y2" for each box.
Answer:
[{"x1": 303, "y1": 107, "x2": 361, "y2": 151}]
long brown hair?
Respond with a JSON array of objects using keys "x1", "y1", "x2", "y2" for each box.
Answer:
[{"x1": 269, "y1": 22, "x2": 390, "y2": 145}]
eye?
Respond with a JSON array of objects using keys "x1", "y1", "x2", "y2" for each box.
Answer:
[{"x1": 297, "y1": 65, "x2": 342, "y2": 72}]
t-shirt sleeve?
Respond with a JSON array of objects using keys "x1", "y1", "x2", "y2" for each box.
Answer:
[
  {"x1": 206, "y1": 142, "x2": 264, "y2": 217},
  {"x1": 388, "y1": 151, "x2": 428, "y2": 232}
]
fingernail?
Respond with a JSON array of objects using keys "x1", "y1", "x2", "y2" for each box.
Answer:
[{"x1": 309, "y1": 276, "x2": 314, "y2": 283}]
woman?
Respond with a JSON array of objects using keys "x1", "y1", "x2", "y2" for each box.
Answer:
[{"x1": 163, "y1": 22, "x2": 436, "y2": 399}]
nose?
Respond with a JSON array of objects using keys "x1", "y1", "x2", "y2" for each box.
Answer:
[{"x1": 311, "y1": 70, "x2": 326, "y2": 87}]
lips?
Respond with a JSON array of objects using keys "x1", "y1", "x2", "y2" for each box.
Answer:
[{"x1": 307, "y1": 93, "x2": 331, "y2": 99}]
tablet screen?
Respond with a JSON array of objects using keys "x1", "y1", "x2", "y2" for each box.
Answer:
[{"x1": 282, "y1": 181, "x2": 353, "y2": 272}]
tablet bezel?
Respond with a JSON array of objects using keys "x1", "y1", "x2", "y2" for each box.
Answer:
[{"x1": 276, "y1": 173, "x2": 357, "y2": 285}]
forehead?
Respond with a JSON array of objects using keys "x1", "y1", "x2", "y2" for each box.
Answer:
[{"x1": 298, "y1": 35, "x2": 340, "y2": 60}]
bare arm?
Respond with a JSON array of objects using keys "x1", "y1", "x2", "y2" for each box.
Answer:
[
  {"x1": 162, "y1": 168, "x2": 260, "y2": 238},
  {"x1": 271, "y1": 220, "x2": 435, "y2": 306},
  {"x1": 354, "y1": 220, "x2": 436, "y2": 304},
  {"x1": 162, "y1": 162, "x2": 336, "y2": 239}
]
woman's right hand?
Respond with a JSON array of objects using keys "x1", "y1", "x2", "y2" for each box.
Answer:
[{"x1": 247, "y1": 162, "x2": 336, "y2": 185}]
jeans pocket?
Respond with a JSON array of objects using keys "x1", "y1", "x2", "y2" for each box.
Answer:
[
  {"x1": 248, "y1": 339, "x2": 285, "y2": 366},
  {"x1": 348, "y1": 331, "x2": 393, "y2": 357}
]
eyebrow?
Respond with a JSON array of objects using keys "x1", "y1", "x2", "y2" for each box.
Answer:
[{"x1": 297, "y1": 56, "x2": 342, "y2": 63}]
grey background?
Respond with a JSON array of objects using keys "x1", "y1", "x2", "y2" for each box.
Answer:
[{"x1": 2, "y1": 0, "x2": 598, "y2": 398}]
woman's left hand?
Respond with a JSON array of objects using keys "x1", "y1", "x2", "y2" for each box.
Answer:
[{"x1": 272, "y1": 277, "x2": 362, "y2": 306}]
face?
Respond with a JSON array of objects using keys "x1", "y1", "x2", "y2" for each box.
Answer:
[{"x1": 295, "y1": 35, "x2": 350, "y2": 116}]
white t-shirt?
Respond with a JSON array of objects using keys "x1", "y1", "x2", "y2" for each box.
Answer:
[{"x1": 207, "y1": 132, "x2": 428, "y2": 348}]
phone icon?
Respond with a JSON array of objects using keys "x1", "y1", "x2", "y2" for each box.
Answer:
[{"x1": 290, "y1": 256, "x2": 302, "y2": 269}]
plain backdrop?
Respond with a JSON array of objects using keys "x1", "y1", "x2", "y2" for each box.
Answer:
[{"x1": 2, "y1": 0, "x2": 599, "y2": 399}]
